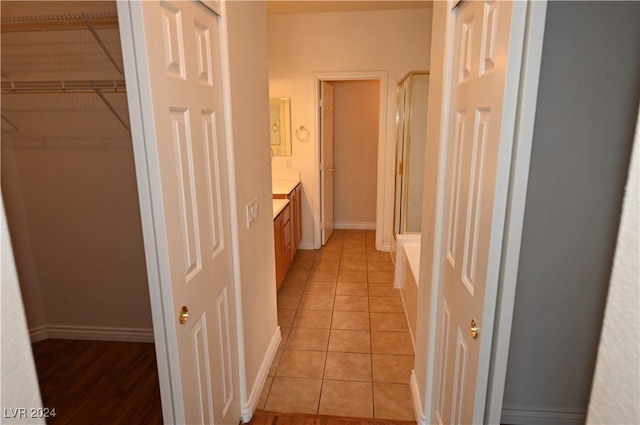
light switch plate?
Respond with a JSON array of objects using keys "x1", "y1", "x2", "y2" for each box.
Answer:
[{"x1": 246, "y1": 198, "x2": 259, "y2": 228}]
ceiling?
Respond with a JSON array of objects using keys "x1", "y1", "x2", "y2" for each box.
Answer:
[
  {"x1": 266, "y1": 0, "x2": 432, "y2": 15},
  {"x1": 1, "y1": 1, "x2": 431, "y2": 18}
]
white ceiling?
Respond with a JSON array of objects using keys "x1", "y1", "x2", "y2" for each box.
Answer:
[{"x1": 266, "y1": 0, "x2": 432, "y2": 15}]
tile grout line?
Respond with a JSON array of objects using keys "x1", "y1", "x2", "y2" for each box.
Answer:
[{"x1": 271, "y1": 231, "x2": 411, "y2": 419}]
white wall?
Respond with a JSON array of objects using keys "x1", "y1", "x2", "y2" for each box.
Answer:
[
  {"x1": 1, "y1": 197, "x2": 45, "y2": 425},
  {"x1": 268, "y1": 7, "x2": 432, "y2": 248},
  {"x1": 332, "y1": 80, "x2": 379, "y2": 228},
  {"x1": 224, "y1": 0, "x2": 279, "y2": 413},
  {"x1": 414, "y1": 0, "x2": 446, "y2": 414},
  {"x1": 587, "y1": 112, "x2": 639, "y2": 425}
]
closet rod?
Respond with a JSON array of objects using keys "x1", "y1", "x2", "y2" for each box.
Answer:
[{"x1": 1, "y1": 80, "x2": 126, "y2": 94}]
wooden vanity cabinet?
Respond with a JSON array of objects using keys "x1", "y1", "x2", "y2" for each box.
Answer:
[
  {"x1": 286, "y1": 183, "x2": 302, "y2": 259},
  {"x1": 273, "y1": 182, "x2": 302, "y2": 290},
  {"x1": 274, "y1": 202, "x2": 292, "y2": 291},
  {"x1": 274, "y1": 207, "x2": 285, "y2": 290}
]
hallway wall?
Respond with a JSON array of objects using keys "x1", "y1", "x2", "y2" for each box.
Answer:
[
  {"x1": 224, "y1": 0, "x2": 280, "y2": 413},
  {"x1": 268, "y1": 7, "x2": 432, "y2": 249}
]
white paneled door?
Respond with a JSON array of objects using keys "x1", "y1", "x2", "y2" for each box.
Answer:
[
  {"x1": 433, "y1": 1, "x2": 524, "y2": 423},
  {"x1": 320, "y1": 81, "x2": 335, "y2": 245},
  {"x1": 118, "y1": 1, "x2": 239, "y2": 424}
]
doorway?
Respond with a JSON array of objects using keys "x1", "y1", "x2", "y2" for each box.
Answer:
[
  {"x1": 323, "y1": 79, "x2": 380, "y2": 238},
  {"x1": 0, "y1": 1, "x2": 160, "y2": 421},
  {"x1": 314, "y1": 72, "x2": 388, "y2": 251}
]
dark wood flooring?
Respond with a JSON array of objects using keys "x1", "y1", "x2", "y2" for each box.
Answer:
[
  {"x1": 31, "y1": 339, "x2": 162, "y2": 425},
  {"x1": 32, "y1": 339, "x2": 418, "y2": 425},
  {"x1": 247, "y1": 410, "x2": 417, "y2": 425}
]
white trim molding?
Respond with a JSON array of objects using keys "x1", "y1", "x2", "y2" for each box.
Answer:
[
  {"x1": 333, "y1": 221, "x2": 376, "y2": 230},
  {"x1": 312, "y1": 71, "x2": 389, "y2": 251},
  {"x1": 30, "y1": 325, "x2": 154, "y2": 343},
  {"x1": 501, "y1": 407, "x2": 586, "y2": 425},
  {"x1": 29, "y1": 326, "x2": 48, "y2": 343},
  {"x1": 242, "y1": 326, "x2": 281, "y2": 423},
  {"x1": 297, "y1": 242, "x2": 316, "y2": 250},
  {"x1": 411, "y1": 370, "x2": 429, "y2": 425}
]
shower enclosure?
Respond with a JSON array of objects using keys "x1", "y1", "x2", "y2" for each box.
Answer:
[{"x1": 394, "y1": 71, "x2": 429, "y2": 237}]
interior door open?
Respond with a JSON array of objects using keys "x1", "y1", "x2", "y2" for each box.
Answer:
[
  {"x1": 433, "y1": 1, "x2": 526, "y2": 423},
  {"x1": 320, "y1": 81, "x2": 335, "y2": 245},
  {"x1": 118, "y1": 1, "x2": 240, "y2": 423}
]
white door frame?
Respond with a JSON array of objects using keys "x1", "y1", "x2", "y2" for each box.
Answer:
[
  {"x1": 312, "y1": 71, "x2": 389, "y2": 250},
  {"x1": 415, "y1": 1, "x2": 548, "y2": 423},
  {"x1": 117, "y1": 1, "x2": 247, "y2": 422}
]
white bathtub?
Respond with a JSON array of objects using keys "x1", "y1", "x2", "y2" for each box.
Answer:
[{"x1": 394, "y1": 235, "x2": 421, "y2": 350}]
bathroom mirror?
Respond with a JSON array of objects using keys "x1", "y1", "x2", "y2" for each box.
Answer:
[{"x1": 270, "y1": 97, "x2": 292, "y2": 156}]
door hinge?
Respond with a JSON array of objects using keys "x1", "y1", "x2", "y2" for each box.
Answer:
[
  {"x1": 319, "y1": 98, "x2": 323, "y2": 108},
  {"x1": 398, "y1": 162, "x2": 404, "y2": 175}
]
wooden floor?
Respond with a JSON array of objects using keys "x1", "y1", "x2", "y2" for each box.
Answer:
[
  {"x1": 247, "y1": 410, "x2": 417, "y2": 425},
  {"x1": 31, "y1": 339, "x2": 162, "y2": 425}
]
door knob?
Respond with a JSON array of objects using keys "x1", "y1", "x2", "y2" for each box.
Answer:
[
  {"x1": 329, "y1": 168, "x2": 336, "y2": 172},
  {"x1": 179, "y1": 306, "x2": 189, "y2": 324},
  {"x1": 470, "y1": 319, "x2": 479, "y2": 339}
]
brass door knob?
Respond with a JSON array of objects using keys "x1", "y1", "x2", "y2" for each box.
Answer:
[
  {"x1": 470, "y1": 319, "x2": 479, "y2": 339},
  {"x1": 179, "y1": 306, "x2": 189, "y2": 324},
  {"x1": 329, "y1": 168, "x2": 336, "y2": 172}
]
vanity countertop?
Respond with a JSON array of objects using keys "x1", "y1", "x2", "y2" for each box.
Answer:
[
  {"x1": 272, "y1": 179, "x2": 300, "y2": 196},
  {"x1": 272, "y1": 199, "x2": 290, "y2": 219}
]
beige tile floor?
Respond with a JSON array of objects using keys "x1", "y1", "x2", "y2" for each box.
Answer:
[{"x1": 258, "y1": 229, "x2": 415, "y2": 421}]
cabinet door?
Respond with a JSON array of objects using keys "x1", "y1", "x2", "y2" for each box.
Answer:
[
  {"x1": 274, "y1": 213, "x2": 284, "y2": 290},
  {"x1": 283, "y1": 216, "x2": 292, "y2": 271},
  {"x1": 288, "y1": 184, "x2": 302, "y2": 257},
  {"x1": 295, "y1": 185, "x2": 302, "y2": 249}
]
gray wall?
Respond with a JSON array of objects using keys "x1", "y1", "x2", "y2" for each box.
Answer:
[{"x1": 503, "y1": 2, "x2": 640, "y2": 423}]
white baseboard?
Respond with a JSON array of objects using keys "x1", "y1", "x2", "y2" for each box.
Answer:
[
  {"x1": 501, "y1": 407, "x2": 586, "y2": 425},
  {"x1": 29, "y1": 326, "x2": 48, "y2": 343},
  {"x1": 334, "y1": 221, "x2": 376, "y2": 230},
  {"x1": 298, "y1": 242, "x2": 315, "y2": 250},
  {"x1": 242, "y1": 326, "x2": 281, "y2": 423},
  {"x1": 410, "y1": 370, "x2": 428, "y2": 425},
  {"x1": 30, "y1": 325, "x2": 154, "y2": 343}
]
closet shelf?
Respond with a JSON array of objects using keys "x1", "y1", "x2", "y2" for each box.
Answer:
[
  {"x1": 1, "y1": 79, "x2": 126, "y2": 94},
  {"x1": 1, "y1": 13, "x2": 119, "y2": 33},
  {"x1": 2, "y1": 12, "x2": 123, "y2": 75},
  {"x1": 1, "y1": 12, "x2": 129, "y2": 133},
  {"x1": 2, "y1": 80, "x2": 130, "y2": 133}
]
